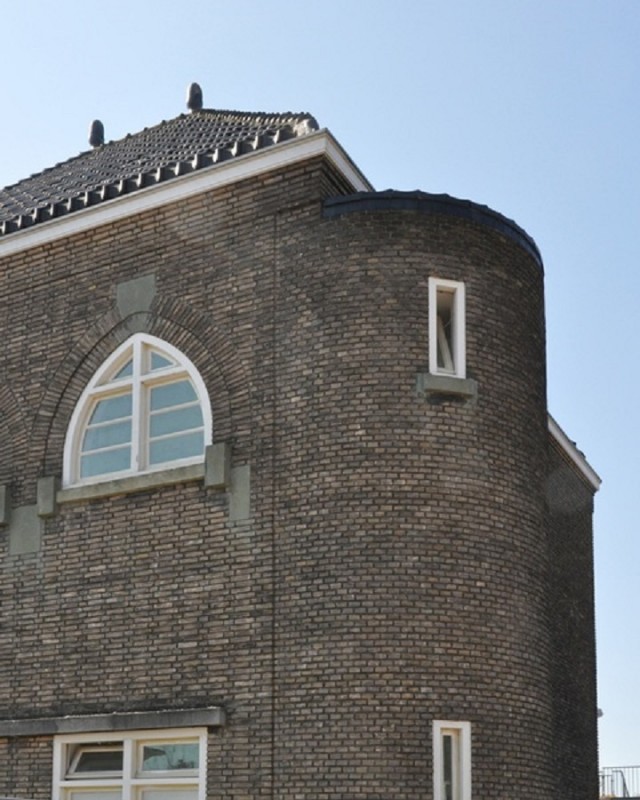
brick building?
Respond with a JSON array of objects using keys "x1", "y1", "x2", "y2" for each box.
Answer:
[{"x1": 0, "y1": 85, "x2": 600, "y2": 799}]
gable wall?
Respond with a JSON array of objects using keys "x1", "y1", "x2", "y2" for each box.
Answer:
[{"x1": 0, "y1": 155, "x2": 352, "y2": 799}]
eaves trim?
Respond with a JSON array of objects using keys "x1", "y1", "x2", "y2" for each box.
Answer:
[
  {"x1": 0, "y1": 131, "x2": 372, "y2": 259},
  {"x1": 324, "y1": 190, "x2": 542, "y2": 270},
  {"x1": 548, "y1": 414, "x2": 601, "y2": 491}
]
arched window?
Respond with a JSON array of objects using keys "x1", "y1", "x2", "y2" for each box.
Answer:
[{"x1": 64, "y1": 334, "x2": 212, "y2": 486}]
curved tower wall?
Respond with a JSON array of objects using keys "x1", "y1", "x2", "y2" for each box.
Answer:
[{"x1": 272, "y1": 193, "x2": 551, "y2": 798}]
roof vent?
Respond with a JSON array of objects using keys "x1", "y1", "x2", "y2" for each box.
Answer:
[
  {"x1": 89, "y1": 120, "x2": 104, "y2": 148},
  {"x1": 187, "y1": 82, "x2": 203, "y2": 113}
]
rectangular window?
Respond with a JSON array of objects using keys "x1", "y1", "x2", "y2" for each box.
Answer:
[
  {"x1": 52, "y1": 728, "x2": 207, "y2": 800},
  {"x1": 429, "y1": 278, "x2": 466, "y2": 379},
  {"x1": 433, "y1": 720, "x2": 471, "y2": 800}
]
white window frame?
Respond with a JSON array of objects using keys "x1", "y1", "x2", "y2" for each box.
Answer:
[
  {"x1": 433, "y1": 720, "x2": 471, "y2": 800},
  {"x1": 63, "y1": 333, "x2": 212, "y2": 487},
  {"x1": 429, "y1": 277, "x2": 466, "y2": 379},
  {"x1": 52, "y1": 726, "x2": 207, "y2": 800}
]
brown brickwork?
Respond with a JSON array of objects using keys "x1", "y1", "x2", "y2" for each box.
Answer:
[
  {"x1": 0, "y1": 145, "x2": 598, "y2": 799},
  {"x1": 547, "y1": 438, "x2": 599, "y2": 800},
  {"x1": 268, "y1": 200, "x2": 552, "y2": 798}
]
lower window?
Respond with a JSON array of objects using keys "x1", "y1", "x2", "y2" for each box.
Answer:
[
  {"x1": 52, "y1": 727, "x2": 207, "y2": 800},
  {"x1": 433, "y1": 720, "x2": 471, "y2": 800}
]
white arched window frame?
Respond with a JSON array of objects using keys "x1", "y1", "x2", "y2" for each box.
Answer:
[{"x1": 63, "y1": 334, "x2": 212, "y2": 487}]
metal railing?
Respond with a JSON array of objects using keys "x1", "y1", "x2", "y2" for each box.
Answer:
[{"x1": 600, "y1": 766, "x2": 640, "y2": 798}]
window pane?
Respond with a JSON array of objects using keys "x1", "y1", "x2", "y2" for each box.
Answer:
[
  {"x1": 141, "y1": 742, "x2": 199, "y2": 771},
  {"x1": 436, "y1": 289, "x2": 455, "y2": 373},
  {"x1": 150, "y1": 380, "x2": 197, "y2": 411},
  {"x1": 83, "y1": 420, "x2": 132, "y2": 452},
  {"x1": 113, "y1": 359, "x2": 133, "y2": 379},
  {"x1": 150, "y1": 352, "x2": 174, "y2": 371},
  {"x1": 149, "y1": 432, "x2": 204, "y2": 465},
  {"x1": 139, "y1": 790, "x2": 198, "y2": 800},
  {"x1": 443, "y1": 734, "x2": 453, "y2": 800},
  {"x1": 89, "y1": 394, "x2": 132, "y2": 424},
  {"x1": 80, "y1": 446, "x2": 131, "y2": 478},
  {"x1": 67, "y1": 792, "x2": 122, "y2": 800},
  {"x1": 73, "y1": 749, "x2": 123, "y2": 773},
  {"x1": 150, "y1": 406, "x2": 203, "y2": 438}
]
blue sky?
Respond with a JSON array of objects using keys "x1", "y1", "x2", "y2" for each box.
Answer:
[{"x1": 1, "y1": 0, "x2": 638, "y2": 767}]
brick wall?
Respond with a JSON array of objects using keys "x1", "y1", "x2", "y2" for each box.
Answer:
[
  {"x1": 0, "y1": 157, "x2": 597, "y2": 798},
  {"x1": 0, "y1": 157, "x2": 348, "y2": 797},
  {"x1": 547, "y1": 438, "x2": 599, "y2": 800}
]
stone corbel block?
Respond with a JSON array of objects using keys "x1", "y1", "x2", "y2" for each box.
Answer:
[
  {"x1": 229, "y1": 465, "x2": 251, "y2": 521},
  {"x1": 0, "y1": 484, "x2": 10, "y2": 526},
  {"x1": 37, "y1": 476, "x2": 59, "y2": 518},
  {"x1": 204, "y1": 442, "x2": 231, "y2": 490},
  {"x1": 116, "y1": 272, "x2": 157, "y2": 318}
]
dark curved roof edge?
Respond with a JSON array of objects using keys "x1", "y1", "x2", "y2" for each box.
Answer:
[{"x1": 323, "y1": 190, "x2": 542, "y2": 269}]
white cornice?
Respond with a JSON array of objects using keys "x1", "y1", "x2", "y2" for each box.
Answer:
[
  {"x1": 0, "y1": 130, "x2": 373, "y2": 259},
  {"x1": 548, "y1": 414, "x2": 601, "y2": 491}
]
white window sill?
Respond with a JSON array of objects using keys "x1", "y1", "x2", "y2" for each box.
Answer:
[
  {"x1": 416, "y1": 371, "x2": 478, "y2": 400},
  {"x1": 57, "y1": 463, "x2": 206, "y2": 504}
]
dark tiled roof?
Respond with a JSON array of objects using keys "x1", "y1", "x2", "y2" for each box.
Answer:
[{"x1": 0, "y1": 108, "x2": 319, "y2": 236}]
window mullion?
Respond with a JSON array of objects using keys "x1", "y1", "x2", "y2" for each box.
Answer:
[
  {"x1": 131, "y1": 339, "x2": 143, "y2": 472},
  {"x1": 198, "y1": 730, "x2": 208, "y2": 800},
  {"x1": 122, "y1": 736, "x2": 134, "y2": 800},
  {"x1": 52, "y1": 738, "x2": 64, "y2": 800}
]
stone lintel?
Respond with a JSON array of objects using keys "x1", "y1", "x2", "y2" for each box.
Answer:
[{"x1": 0, "y1": 706, "x2": 225, "y2": 737}]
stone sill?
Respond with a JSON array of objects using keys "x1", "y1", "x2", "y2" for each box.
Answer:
[
  {"x1": 416, "y1": 371, "x2": 478, "y2": 400},
  {"x1": 57, "y1": 463, "x2": 206, "y2": 504},
  {"x1": 1, "y1": 444, "x2": 250, "y2": 557},
  {"x1": 54, "y1": 443, "x2": 231, "y2": 505}
]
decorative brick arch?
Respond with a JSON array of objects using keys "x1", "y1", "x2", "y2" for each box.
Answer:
[
  {"x1": 33, "y1": 298, "x2": 242, "y2": 478},
  {"x1": 0, "y1": 384, "x2": 29, "y2": 488}
]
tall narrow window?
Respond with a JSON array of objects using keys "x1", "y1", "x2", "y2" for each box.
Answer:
[
  {"x1": 433, "y1": 721, "x2": 471, "y2": 800},
  {"x1": 429, "y1": 278, "x2": 466, "y2": 379},
  {"x1": 64, "y1": 334, "x2": 212, "y2": 487},
  {"x1": 52, "y1": 728, "x2": 207, "y2": 800}
]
